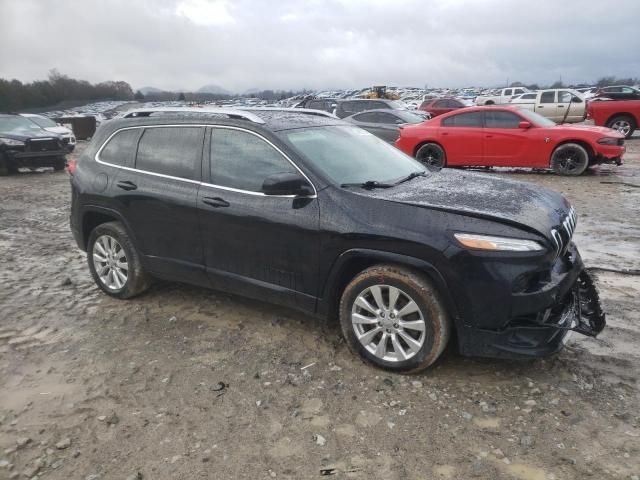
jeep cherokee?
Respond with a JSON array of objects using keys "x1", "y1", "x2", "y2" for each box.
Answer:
[{"x1": 70, "y1": 108, "x2": 605, "y2": 372}]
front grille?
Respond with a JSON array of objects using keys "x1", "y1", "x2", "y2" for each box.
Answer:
[
  {"x1": 550, "y1": 206, "x2": 577, "y2": 259},
  {"x1": 26, "y1": 138, "x2": 60, "y2": 153}
]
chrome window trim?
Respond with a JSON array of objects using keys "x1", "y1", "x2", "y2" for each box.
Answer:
[{"x1": 94, "y1": 124, "x2": 318, "y2": 199}]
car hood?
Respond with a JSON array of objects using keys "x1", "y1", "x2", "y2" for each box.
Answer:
[
  {"x1": 552, "y1": 124, "x2": 622, "y2": 137},
  {"x1": 44, "y1": 126, "x2": 73, "y2": 136},
  {"x1": 0, "y1": 130, "x2": 60, "y2": 141},
  {"x1": 359, "y1": 169, "x2": 571, "y2": 238}
]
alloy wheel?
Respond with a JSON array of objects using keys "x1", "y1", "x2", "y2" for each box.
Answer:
[
  {"x1": 351, "y1": 285, "x2": 426, "y2": 362},
  {"x1": 557, "y1": 148, "x2": 583, "y2": 173},
  {"x1": 611, "y1": 119, "x2": 631, "y2": 137},
  {"x1": 92, "y1": 234, "x2": 128, "y2": 291},
  {"x1": 417, "y1": 145, "x2": 444, "y2": 169}
]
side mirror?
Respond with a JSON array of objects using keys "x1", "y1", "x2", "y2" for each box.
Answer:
[
  {"x1": 518, "y1": 121, "x2": 532, "y2": 129},
  {"x1": 262, "y1": 172, "x2": 313, "y2": 196}
]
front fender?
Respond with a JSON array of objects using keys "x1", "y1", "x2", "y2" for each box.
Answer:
[{"x1": 317, "y1": 248, "x2": 460, "y2": 327}]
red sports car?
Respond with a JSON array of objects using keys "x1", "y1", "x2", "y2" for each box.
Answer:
[
  {"x1": 395, "y1": 106, "x2": 625, "y2": 175},
  {"x1": 418, "y1": 97, "x2": 466, "y2": 117}
]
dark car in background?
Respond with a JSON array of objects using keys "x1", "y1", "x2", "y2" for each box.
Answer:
[
  {"x1": 335, "y1": 99, "x2": 408, "y2": 119},
  {"x1": 343, "y1": 109, "x2": 425, "y2": 142},
  {"x1": 296, "y1": 97, "x2": 338, "y2": 113},
  {"x1": 0, "y1": 114, "x2": 67, "y2": 175},
  {"x1": 70, "y1": 108, "x2": 604, "y2": 372},
  {"x1": 418, "y1": 97, "x2": 466, "y2": 117},
  {"x1": 593, "y1": 85, "x2": 640, "y2": 101}
]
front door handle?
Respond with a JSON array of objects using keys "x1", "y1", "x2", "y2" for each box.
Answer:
[
  {"x1": 117, "y1": 180, "x2": 137, "y2": 191},
  {"x1": 202, "y1": 196, "x2": 230, "y2": 208}
]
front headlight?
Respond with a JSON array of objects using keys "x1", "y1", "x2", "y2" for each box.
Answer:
[
  {"x1": 454, "y1": 233, "x2": 544, "y2": 252},
  {"x1": 597, "y1": 137, "x2": 619, "y2": 145},
  {"x1": 0, "y1": 137, "x2": 25, "y2": 147}
]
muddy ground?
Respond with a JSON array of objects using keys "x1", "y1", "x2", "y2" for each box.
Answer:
[{"x1": 1, "y1": 136, "x2": 639, "y2": 480}]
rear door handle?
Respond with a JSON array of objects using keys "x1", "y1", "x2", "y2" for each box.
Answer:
[
  {"x1": 202, "y1": 196, "x2": 230, "y2": 208},
  {"x1": 116, "y1": 180, "x2": 137, "y2": 191}
]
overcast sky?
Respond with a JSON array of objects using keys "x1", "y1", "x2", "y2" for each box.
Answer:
[{"x1": 1, "y1": 0, "x2": 639, "y2": 93}]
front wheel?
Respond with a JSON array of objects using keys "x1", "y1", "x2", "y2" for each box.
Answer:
[
  {"x1": 87, "y1": 221, "x2": 151, "y2": 299},
  {"x1": 339, "y1": 265, "x2": 451, "y2": 373},
  {"x1": 416, "y1": 143, "x2": 446, "y2": 170},
  {"x1": 550, "y1": 143, "x2": 589, "y2": 176},
  {"x1": 53, "y1": 156, "x2": 66, "y2": 171},
  {"x1": 606, "y1": 115, "x2": 635, "y2": 139}
]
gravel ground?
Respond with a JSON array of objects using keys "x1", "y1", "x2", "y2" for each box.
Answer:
[{"x1": 0, "y1": 137, "x2": 639, "y2": 480}]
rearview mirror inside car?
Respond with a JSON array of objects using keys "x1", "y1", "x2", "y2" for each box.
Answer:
[
  {"x1": 518, "y1": 121, "x2": 532, "y2": 129},
  {"x1": 262, "y1": 172, "x2": 314, "y2": 196}
]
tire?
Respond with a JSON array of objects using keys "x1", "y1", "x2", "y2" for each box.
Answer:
[
  {"x1": 0, "y1": 155, "x2": 9, "y2": 176},
  {"x1": 339, "y1": 264, "x2": 451, "y2": 373},
  {"x1": 606, "y1": 115, "x2": 635, "y2": 139},
  {"x1": 550, "y1": 143, "x2": 589, "y2": 176},
  {"x1": 415, "y1": 143, "x2": 446, "y2": 170},
  {"x1": 53, "y1": 156, "x2": 66, "y2": 171},
  {"x1": 87, "y1": 221, "x2": 151, "y2": 299}
]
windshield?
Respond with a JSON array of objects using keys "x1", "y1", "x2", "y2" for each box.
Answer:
[
  {"x1": 279, "y1": 125, "x2": 425, "y2": 185},
  {"x1": 27, "y1": 115, "x2": 57, "y2": 128},
  {"x1": 0, "y1": 116, "x2": 43, "y2": 132},
  {"x1": 517, "y1": 109, "x2": 557, "y2": 127},
  {"x1": 395, "y1": 110, "x2": 426, "y2": 124}
]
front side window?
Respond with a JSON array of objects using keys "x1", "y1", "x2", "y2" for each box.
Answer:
[
  {"x1": 376, "y1": 112, "x2": 401, "y2": 124},
  {"x1": 558, "y1": 91, "x2": 574, "y2": 103},
  {"x1": 136, "y1": 127, "x2": 203, "y2": 180},
  {"x1": 504, "y1": 89, "x2": 513, "y2": 96},
  {"x1": 99, "y1": 129, "x2": 141, "y2": 166},
  {"x1": 209, "y1": 129, "x2": 297, "y2": 192},
  {"x1": 484, "y1": 111, "x2": 522, "y2": 129},
  {"x1": 353, "y1": 112, "x2": 378, "y2": 122},
  {"x1": 441, "y1": 111, "x2": 483, "y2": 127}
]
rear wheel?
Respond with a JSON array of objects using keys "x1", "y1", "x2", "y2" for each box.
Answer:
[
  {"x1": 87, "y1": 221, "x2": 151, "y2": 299},
  {"x1": 416, "y1": 143, "x2": 446, "y2": 170},
  {"x1": 339, "y1": 265, "x2": 451, "y2": 373},
  {"x1": 0, "y1": 155, "x2": 9, "y2": 176},
  {"x1": 550, "y1": 143, "x2": 589, "y2": 176},
  {"x1": 606, "y1": 115, "x2": 635, "y2": 139}
]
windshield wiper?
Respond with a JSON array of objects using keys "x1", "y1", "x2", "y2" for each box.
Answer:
[
  {"x1": 393, "y1": 171, "x2": 427, "y2": 185},
  {"x1": 340, "y1": 180, "x2": 394, "y2": 189}
]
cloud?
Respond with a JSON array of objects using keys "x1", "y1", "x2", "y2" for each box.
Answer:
[{"x1": 1, "y1": 0, "x2": 638, "y2": 93}]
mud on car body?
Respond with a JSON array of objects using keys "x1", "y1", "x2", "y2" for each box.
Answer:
[{"x1": 69, "y1": 108, "x2": 605, "y2": 372}]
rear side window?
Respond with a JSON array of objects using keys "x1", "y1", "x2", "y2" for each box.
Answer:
[
  {"x1": 135, "y1": 127, "x2": 203, "y2": 180},
  {"x1": 484, "y1": 111, "x2": 521, "y2": 129},
  {"x1": 98, "y1": 129, "x2": 141, "y2": 166},
  {"x1": 377, "y1": 112, "x2": 401, "y2": 124},
  {"x1": 209, "y1": 129, "x2": 297, "y2": 192},
  {"x1": 540, "y1": 91, "x2": 556, "y2": 103},
  {"x1": 353, "y1": 112, "x2": 378, "y2": 122},
  {"x1": 441, "y1": 112, "x2": 483, "y2": 127}
]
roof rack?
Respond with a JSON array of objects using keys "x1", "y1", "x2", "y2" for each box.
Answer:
[
  {"x1": 120, "y1": 107, "x2": 265, "y2": 124},
  {"x1": 239, "y1": 107, "x2": 338, "y2": 118}
]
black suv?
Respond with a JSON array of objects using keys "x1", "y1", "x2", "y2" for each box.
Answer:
[
  {"x1": 334, "y1": 99, "x2": 408, "y2": 119},
  {"x1": 70, "y1": 108, "x2": 605, "y2": 372},
  {"x1": 0, "y1": 114, "x2": 67, "y2": 175}
]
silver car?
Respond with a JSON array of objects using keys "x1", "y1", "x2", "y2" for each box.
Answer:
[{"x1": 343, "y1": 109, "x2": 427, "y2": 143}]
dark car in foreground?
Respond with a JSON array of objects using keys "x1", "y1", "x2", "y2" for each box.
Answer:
[
  {"x1": 70, "y1": 108, "x2": 605, "y2": 372},
  {"x1": 343, "y1": 109, "x2": 425, "y2": 142},
  {"x1": 0, "y1": 114, "x2": 67, "y2": 175}
]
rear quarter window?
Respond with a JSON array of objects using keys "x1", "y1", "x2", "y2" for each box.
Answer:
[
  {"x1": 98, "y1": 129, "x2": 141, "y2": 167},
  {"x1": 441, "y1": 112, "x2": 483, "y2": 127}
]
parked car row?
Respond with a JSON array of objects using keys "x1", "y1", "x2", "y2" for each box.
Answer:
[{"x1": 70, "y1": 107, "x2": 605, "y2": 372}]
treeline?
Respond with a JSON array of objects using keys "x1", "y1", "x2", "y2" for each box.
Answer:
[
  {"x1": 509, "y1": 76, "x2": 640, "y2": 90},
  {"x1": 0, "y1": 70, "x2": 134, "y2": 111}
]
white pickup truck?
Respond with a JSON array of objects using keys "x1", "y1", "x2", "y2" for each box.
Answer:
[
  {"x1": 510, "y1": 89, "x2": 586, "y2": 123},
  {"x1": 475, "y1": 87, "x2": 530, "y2": 105}
]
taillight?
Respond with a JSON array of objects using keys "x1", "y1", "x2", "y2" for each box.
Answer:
[{"x1": 68, "y1": 158, "x2": 76, "y2": 176}]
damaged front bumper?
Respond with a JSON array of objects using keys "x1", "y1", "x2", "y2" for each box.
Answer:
[{"x1": 458, "y1": 251, "x2": 606, "y2": 360}]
